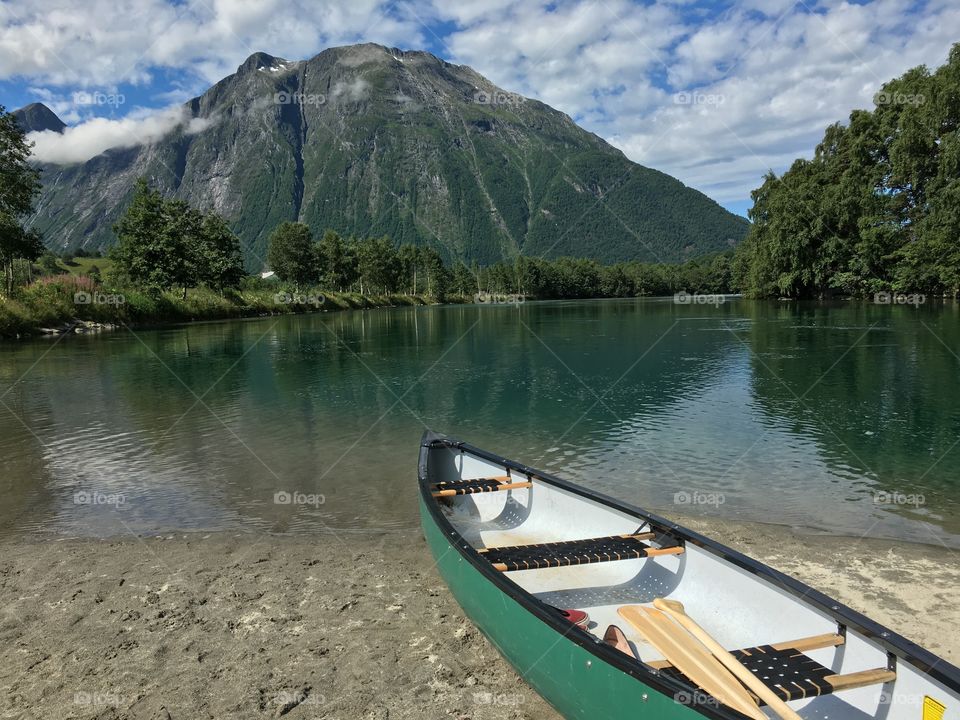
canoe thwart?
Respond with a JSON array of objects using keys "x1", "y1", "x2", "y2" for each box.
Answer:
[
  {"x1": 480, "y1": 534, "x2": 684, "y2": 572},
  {"x1": 647, "y1": 632, "x2": 846, "y2": 669},
  {"x1": 431, "y1": 476, "x2": 531, "y2": 498}
]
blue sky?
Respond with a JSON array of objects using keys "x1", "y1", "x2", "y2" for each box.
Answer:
[{"x1": 2, "y1": 0, "x2": 956, "y2": 218}]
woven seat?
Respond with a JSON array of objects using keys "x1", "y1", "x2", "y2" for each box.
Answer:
[
  {"x1": 431, "y1": 476, "x2": 532, "y2": 498},
  {"x1": 660, "y1": 644, "x2": 895, "y2": 703},
  {"x1": 479, "y1": 534, "x2": 683, "y2": 572}
]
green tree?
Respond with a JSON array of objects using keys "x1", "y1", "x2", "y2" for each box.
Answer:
[
  {"x1": 420, "y1": 246, "x2": 449, "y2": 299},
  {"x1": 355, "y1": 236, "x2": 401, "y2": 295},
  {"x1": 267, "y1": 222, "x2": 317, "y2": 289},
  {"x1": 111, "y1": 179, "x2": 186, "y2": 291},
  {"x1": 112, "y1": 179, "x2": 246, "y2": 295},
  {"x1": 38, "y1": 253, "x2": 62, "y2": 275},
  {"x1": 736, "y1": 43, "x2": 960, "y2": 298},
  {"x1": 397, "y1": 244, "x2": 421, "y2": 295},
  {"x1": 0, "y1": 106, "x2": 44, "y2": 294},
  {"x1": 318, "y1": 229, "x2": 354, "y2": 291},
  {"x1": 451, "y1": 262, "x2": 476, "y2": 297},
  {"x1": 197, "y1": 213, "x2": 245, "y2": 293}
]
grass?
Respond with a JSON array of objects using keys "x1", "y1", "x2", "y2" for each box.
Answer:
[
  {"x1": 0, "y1": 274, "x2": 453, "y2": 339},
  {"x1": 60, "y1": 256, "x2": 115, "y2": 277}
]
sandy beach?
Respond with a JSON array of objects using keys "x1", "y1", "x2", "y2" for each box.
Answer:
[{"x1": 1, "y1": 520, "x2": 957, "y2": 720}]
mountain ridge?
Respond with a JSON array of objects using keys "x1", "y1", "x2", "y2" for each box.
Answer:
[
  {"x1": 22, "y1": 42, "x2": 748, "y2": 269},
  {"x1": 13, "y1": 102, "x2": 66, "y2": 134}
]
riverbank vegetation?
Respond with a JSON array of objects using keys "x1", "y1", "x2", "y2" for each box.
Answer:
[{"x1": 734, "y1": 44, "x2": 960, "y2": 299}]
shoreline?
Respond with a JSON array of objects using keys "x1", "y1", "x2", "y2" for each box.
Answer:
[
  {"x1": 0, "y1": 290, "x2": 460, "y2": 341},
  {"x1": 2, "y1": 518, "x2": 956, "y2": 719}
]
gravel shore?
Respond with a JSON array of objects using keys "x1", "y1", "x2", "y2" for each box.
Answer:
[{"x1": 1, "y1": 521, "x2": 956, "y2": 720}]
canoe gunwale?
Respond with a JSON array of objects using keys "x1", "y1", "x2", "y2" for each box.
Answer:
[{"x1": 418, "y1": 430, "x2": 960, "y2": 711}]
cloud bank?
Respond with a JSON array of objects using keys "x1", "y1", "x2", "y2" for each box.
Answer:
[
  {"x1": 4, "y1": 0, "x2": 958, "y2": 207},
  {"x1": 28, "y1": 107, "x2": 214, "y2": 164}
]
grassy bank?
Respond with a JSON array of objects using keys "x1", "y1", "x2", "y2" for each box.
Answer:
[{"x1": 0, "y1": 275, "x2": 449, "y2": 339}]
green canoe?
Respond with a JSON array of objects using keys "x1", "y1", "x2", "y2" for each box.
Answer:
[{"x1": 419, "y1": 431, "x2": 960, "y2": 720}]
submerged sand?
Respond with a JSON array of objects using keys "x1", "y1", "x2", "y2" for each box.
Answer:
[{"x1": 0, "y1": 520, "x2": 957, "y2": 719}]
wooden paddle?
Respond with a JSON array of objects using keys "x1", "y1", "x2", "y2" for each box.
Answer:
[
  {"x1": 618, "y1": 606, "x2": 768, "y2": 720},
  {"x1": 654, "y1": 598, "x2": 803, "y2": 720}
]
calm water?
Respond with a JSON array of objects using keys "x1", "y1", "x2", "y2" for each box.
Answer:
[{"x1": 1, "y1": 299, "x2": 958, "y2": 547}]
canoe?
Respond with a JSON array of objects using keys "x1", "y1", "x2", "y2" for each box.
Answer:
[{"x1": 418, "y1": 431, "x2": 959, "y2": 720}]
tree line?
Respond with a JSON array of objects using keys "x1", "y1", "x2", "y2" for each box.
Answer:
[
  {"x1": 0, "y1": 105, "x2": 746, "y2": 307},
  {"x1": 266, "y1": 222, "x2": 450, "y2": 297},
  {"x1": 734, "y1": 43, "x2": 960, "y2": 298}
]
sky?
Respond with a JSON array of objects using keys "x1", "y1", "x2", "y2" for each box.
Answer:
[{"x1": 1, "y1": 0, "x2": 957, "y2": 217}]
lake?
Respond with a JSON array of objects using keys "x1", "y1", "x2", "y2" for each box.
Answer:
[{"x1": 1, "y1": 298, "x2": 958, "y2": 547}]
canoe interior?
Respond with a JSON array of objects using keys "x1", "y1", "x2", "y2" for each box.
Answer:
[{"x1": 422, "y1": 439, "x2": 960, "y2": 720}]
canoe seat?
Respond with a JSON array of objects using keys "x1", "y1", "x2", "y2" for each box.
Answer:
[
  {"x1": 478, "y1": 533, "x2": 683, "y2": 572},
  {"x1": 658, "y1": 642, "x2": 895, "y2": 703},
  {"x1": 431, "y1": 476, "x2": 533, "y2": 498}
]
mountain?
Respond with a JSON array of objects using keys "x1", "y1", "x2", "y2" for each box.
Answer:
[
  {"x1": 25, "y1": 44, "x2": 748, "y2": 269},
  {"x1": 13, "y1": 103, "x2": 66, "y2": 134}
]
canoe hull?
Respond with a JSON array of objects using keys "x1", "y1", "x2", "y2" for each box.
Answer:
[{"x1": 420, "y1": 496, "x2": 698, "y2": 720}]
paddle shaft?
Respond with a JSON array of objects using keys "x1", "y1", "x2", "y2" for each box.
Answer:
[
  {"x1": 654, "y1": 599, "x2": 803, "y2": 720},
  {"x1": 618, "y1": 606, "x2": 768, "y2": 720}
]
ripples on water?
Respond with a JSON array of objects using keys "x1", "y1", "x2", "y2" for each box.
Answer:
[{"x1": 1, "y1": 299, "x2": 957, "y2": 547}]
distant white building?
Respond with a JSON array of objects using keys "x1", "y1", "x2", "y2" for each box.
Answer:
[{"x1": 260, "y1": 271, "x2": 275, "y2": 280}]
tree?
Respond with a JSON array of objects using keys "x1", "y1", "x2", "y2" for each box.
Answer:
[
  {"x1": 0, "y1": 221, "x2": 43, "y2": 294},
  {"x1": 111, "y1": 179, "x2": 247, "y2": 295},
  {"x1": 397, "y1": 244, "x2": 421, "y2": 295},
  {"x1": 163, "y1": 199, "x2": 205, "y2": 297},
  {"x1": 0, "y1": 105, "x2": 43, "y2": 295},
  {"x1": 111, "y1": 179, "x2": 184, "y2": 291},
  {"x1": 355, "y1": 236, "x2": 401, "y2": 295},
  {"x1": 267, "y1": 222, "x2": 317, "y2": 289},
  {"x1": 318, "y1": 229, "x2": 354, "y2": 291},
  {"x1": 735, "y1": 43, "x2": 960, "y2": 298},
  {"x1": 39, "y1": 253, "x2": 62, "y2": 275},
  {"x1": 420, "y1": 246, "x2": 449, "y2": 299},
  {"x1": 197, "y1": 213, "x2": 245, "y2": 293},
  {"x1": 451, "y1": 262, "x2": 475, "y2": 297}
]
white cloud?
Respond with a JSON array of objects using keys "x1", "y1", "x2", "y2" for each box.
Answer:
[
  {"x1": 0, "y1": 0, "x2": 425, "y2": 86},
  {"x1": 3, "y1": 0, "x2": 959, "y2": 206},
  {"x1": 425, "y1": 0, "x2": 960, "y2": 205},
  {"x1": 28, "y1": 105, "x2": 212, "y2": 164},
  {"x1": 331, "y1": 77, "x2": 371, "y2": 102}
]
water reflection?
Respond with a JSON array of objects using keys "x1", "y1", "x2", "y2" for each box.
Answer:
[{"x1": 0, "y1": 299, "x2": 957, "y2": 546}]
